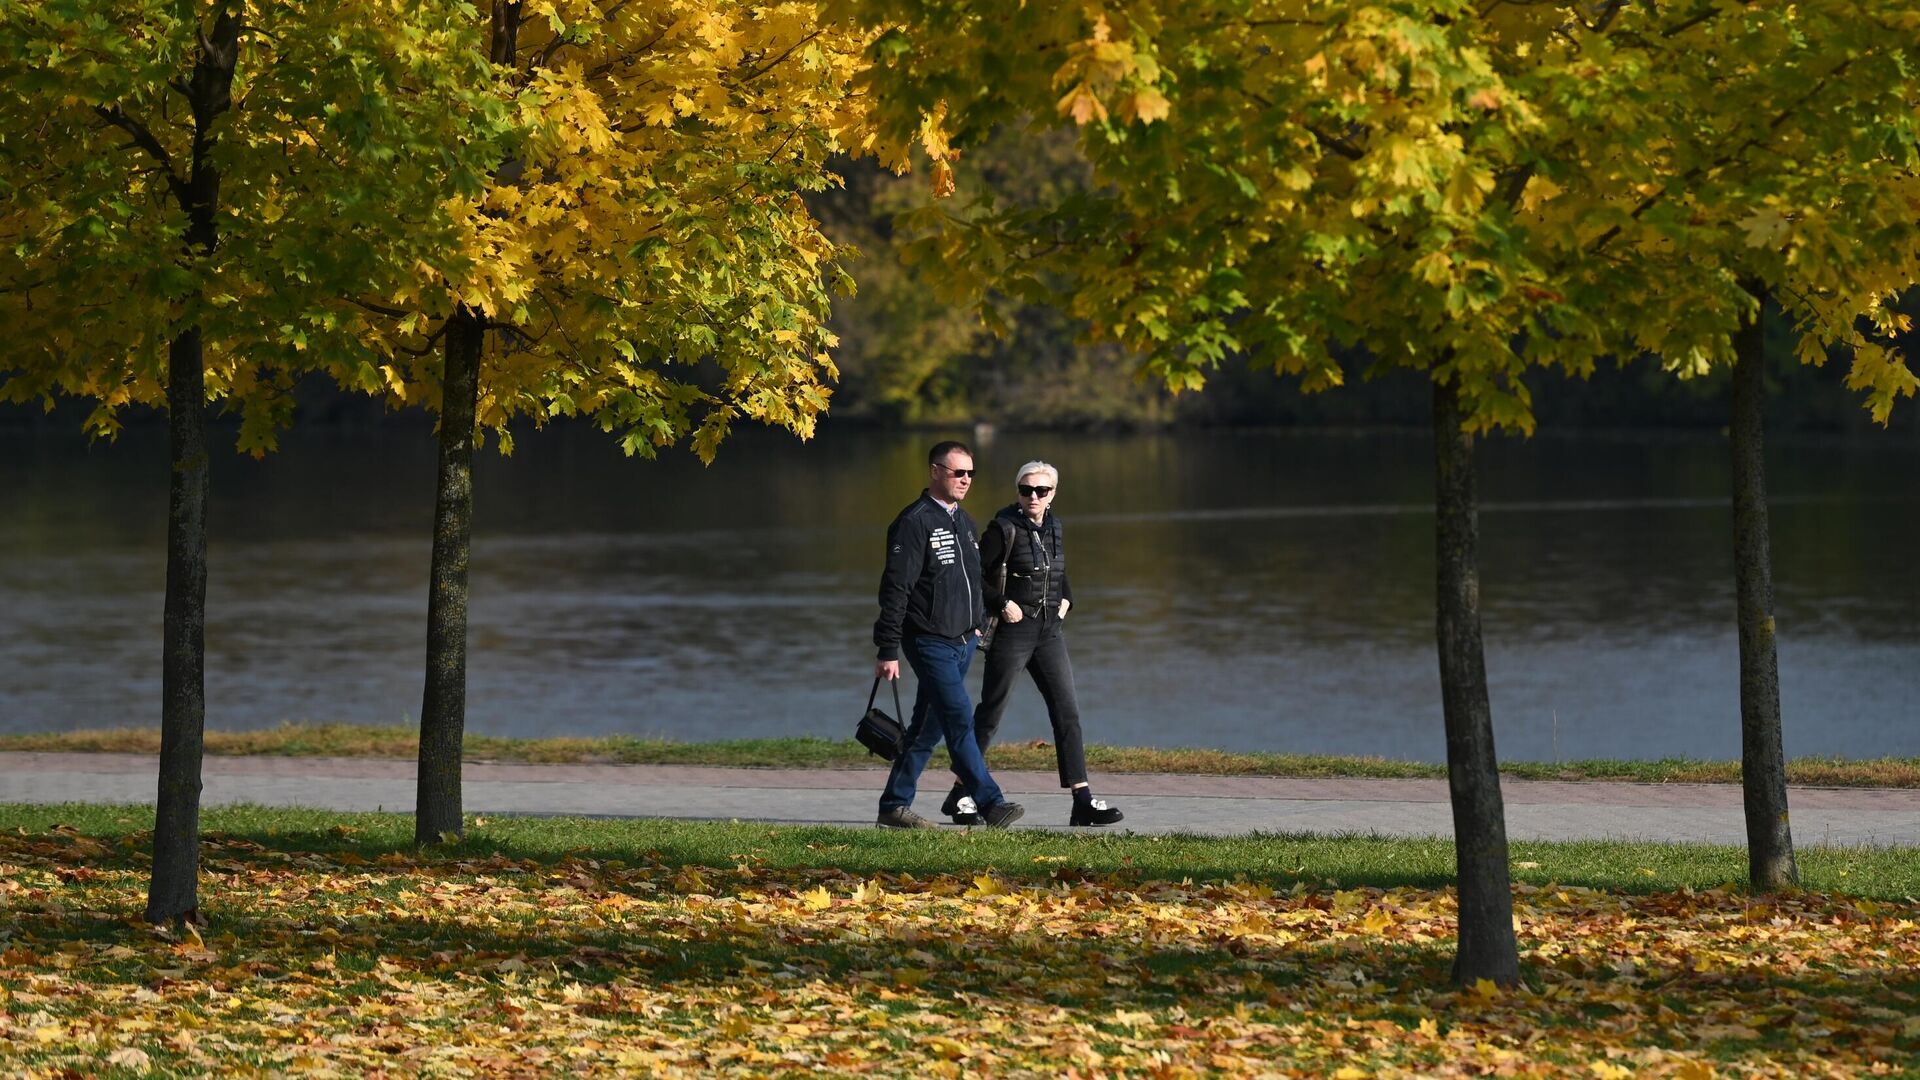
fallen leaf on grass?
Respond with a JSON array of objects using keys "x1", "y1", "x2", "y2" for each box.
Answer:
[{"x1": 5, "y1": 824, "x2": 1918, "y2": 1077}]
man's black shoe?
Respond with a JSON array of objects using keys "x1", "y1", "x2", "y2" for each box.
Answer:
[
  {"x1": 1070, "y1": 798, "x2": 1123, "y2": 827},
  {"x1": 980, "y1": 801, "x2": 1025, "y2": 828},
  {"x1": 940, "y1": 788, "x2": 980, "y2": 825}
]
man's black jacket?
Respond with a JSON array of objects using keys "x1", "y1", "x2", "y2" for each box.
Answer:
[{"x1": 873, "y1": 491, "x2": 985, "y2": 660}]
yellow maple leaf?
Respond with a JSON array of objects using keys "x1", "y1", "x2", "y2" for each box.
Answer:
[
  {"x1": 1589, "y1": 1063, "x2": 1632, "y2": 1080},
  {"x1": 1058, "y1": 87, "x2": 1103, "y2": 125},
  {"x1": 1739, "y1": 208, "x2": 1791, "y2": 249},
  {"x1": 1128, "y1": 88, "x2": 1171, "y2": 124},
  {"x1": 925, "y1": 1035, "x2": 969, "y2": 1058},
  {"x1": 799, "y1": 886, "x2": 832, "y2": 911},
  {"x1": 642, "y1": 99, "x2": 677, "y2": 127},
  {"x1": 966, "y1": 874, "x2": 1008, "y2": 898},
  {"x1": 1520, "y1": 176, "x2": 1563, "y2": 213}
]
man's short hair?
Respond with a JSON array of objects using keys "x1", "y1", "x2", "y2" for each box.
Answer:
[{"x1": 928, "y1": 440, "x2": 973, "y2": 465}]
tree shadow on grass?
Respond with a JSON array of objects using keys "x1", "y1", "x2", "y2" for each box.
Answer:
[
  {"x1": 6, "y1": 836, "x2": 1920, "y2": 1074},
  {"x1": 1, "y1": 814, "x2": 1753, "y2": 897},
  {"x1": 12, "y1": 805, "x2": 1910, "y2": 899}
]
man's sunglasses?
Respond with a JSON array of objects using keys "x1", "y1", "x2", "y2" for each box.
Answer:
[
  {"x1": 936, "y1": 463, "x2": 974, "y2": 478},
  {"x1": 1017, "y1": 484, "x2": 1053, "y2": 498}
]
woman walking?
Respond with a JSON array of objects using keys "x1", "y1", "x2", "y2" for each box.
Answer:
[{"x1": 942, "y1": 460, "x2": 1124, "y2": 827}]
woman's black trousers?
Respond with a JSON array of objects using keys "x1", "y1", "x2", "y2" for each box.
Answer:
[{"x1": 950, "y1": 615, "x2": 1088, "y2": 791}]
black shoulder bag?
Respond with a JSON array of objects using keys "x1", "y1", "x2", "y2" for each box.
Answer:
[{"x1": 856, "y1": 676, "x2": 906, "y2": 760}]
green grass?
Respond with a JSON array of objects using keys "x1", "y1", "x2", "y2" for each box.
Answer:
[
  {"x1": 3, "y1": 801, "x2": 1917, "y2": 899},
  {"x1": 6, "y1": 802, "x2": 1919, "y2": 1076},
  {"x1": 7, "y1": 721, "x2": 1920, "y2": 787}
]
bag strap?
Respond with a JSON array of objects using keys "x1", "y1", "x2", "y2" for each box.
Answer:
[
  {"x1": 989, "y1": 517, "x2": 1017, "y2": 606},
  {"x1": 867, "y1": 675, "x2": 904, "y2": 717}
]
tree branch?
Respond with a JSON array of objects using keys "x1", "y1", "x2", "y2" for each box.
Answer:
[
  {"x1": 585, "y1": 26, "x2": 671, "y2": 80},
  {"x1": 1497, "y1": 164, "x2": 1536, "y2": 210},
  {"x1": 1236, "y1": 85, "x2": 1366, "y2": 162},
  {"x1": 1305, "y1": 122, "x2": 1365, "y2": 161},
  {"x1": 393, "y1": 320, "x2": 452, "y2": 357},
  {"x1": 343, "y1": 296, "x2": 417, "y2": 319},
  {"x1": 533, "y1": 0, "x2": 633, "y2": 69},
  {"x1": 93, "y1": 105, "x2": 190, "y2": 206},
  {"x1": 736, "y1": 29, "x2": 824, "y2": 84},
  {"x1": 1581, "y1": 0, "x2": 1630, "y2": 33},
  {"x1": 1588, "y1": 56, "x2": 1853, "y2": 255},
  {"x1": 1661, "y1": 3, "x2": 1722, "y2": 39}
]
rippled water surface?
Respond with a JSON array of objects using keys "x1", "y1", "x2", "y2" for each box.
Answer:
[{"x1": 3, "y1": 424, "x2": 1916, "y2": 762}]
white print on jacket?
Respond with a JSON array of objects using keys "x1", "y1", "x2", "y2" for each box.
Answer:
[{"x1": 928, "y1": 528, "x2": 957, "y2": 565}]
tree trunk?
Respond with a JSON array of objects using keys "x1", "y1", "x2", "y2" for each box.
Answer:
[
  {"x1": 146, "y1": 9, "x2": 240, "y2": 926},
  {"x1": 1731, "y1": 285, "x2": 1798, "y2": 890},
  {"x1": 1432, "y1": 378, "x2": 1521, "y2": 986},
  {"x1": 147, "y1": 327, "x2": 211, "y2": 925},
  {"x1": 414, "y1": 307, "x2": 483, "y2": 845},
  {"x1": 411, "y1": 0, "x2": 521, "y2": 848}
]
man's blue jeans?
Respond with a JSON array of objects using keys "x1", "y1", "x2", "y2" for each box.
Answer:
[{"x1": 879, "y1": 634, "x2": 1005, "y2": 813}]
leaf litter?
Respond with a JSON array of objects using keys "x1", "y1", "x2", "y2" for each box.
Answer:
[{"x1": 2, "y1": 826, "x2": 1918, "y2": 1076}]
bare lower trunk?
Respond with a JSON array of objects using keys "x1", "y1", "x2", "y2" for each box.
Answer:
[
  {"x1": 1731, "y1": 286, "x2": 1797, "y2": 890},
  {"x1": 146, "y1": 8, "x2": 239, "y2": 927},
  {"x1": 414, "y1": 307, "x2": 482, "y2": 846},
  {"x1": 147, "y1": 327, "x2": 211, "y2": 925},
  {"x1": 1433, "y1": 378, "x2": 1521, "y2": 986}
]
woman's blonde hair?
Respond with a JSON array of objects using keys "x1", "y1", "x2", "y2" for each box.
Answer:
[{"x1": 1014, "y1": 460, "x2": 1059, "y2": 487}]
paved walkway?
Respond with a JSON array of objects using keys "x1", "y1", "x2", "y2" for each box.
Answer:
[{"x1": 3, "y1": 752, "x2": 1918, "y2": 846}]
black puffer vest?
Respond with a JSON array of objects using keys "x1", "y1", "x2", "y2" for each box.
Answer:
[{"x1": 982, "y1": 505, "x2": 1071, "y2": 619}]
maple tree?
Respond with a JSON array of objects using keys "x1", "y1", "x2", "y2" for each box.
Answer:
[
  {"x1": 338, "y1": 1, "x2": 868, "y2": 846},
  {"x1": 0, "y1": 0, "x2": 507, "y2": 923},
  {"x1": 1509, "y1": 3, "x2": 1920, "y2": 890},
  {"x1": 835, "y1": 0, "x2": 1920, "y2": 983}
]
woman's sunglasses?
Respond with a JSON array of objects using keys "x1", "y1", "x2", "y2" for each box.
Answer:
[{"x1": 1017, "y1": 484, "x2": 1053, "y2": 498}]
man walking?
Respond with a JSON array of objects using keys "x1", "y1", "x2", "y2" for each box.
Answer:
[{"x1": 873, "y1": 441, "x2": 1024, "y2": 829}]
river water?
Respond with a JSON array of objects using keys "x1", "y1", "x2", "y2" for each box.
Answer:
[{"x1": 2, "y1": 424, "x2": 1915, "y2": 763}]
